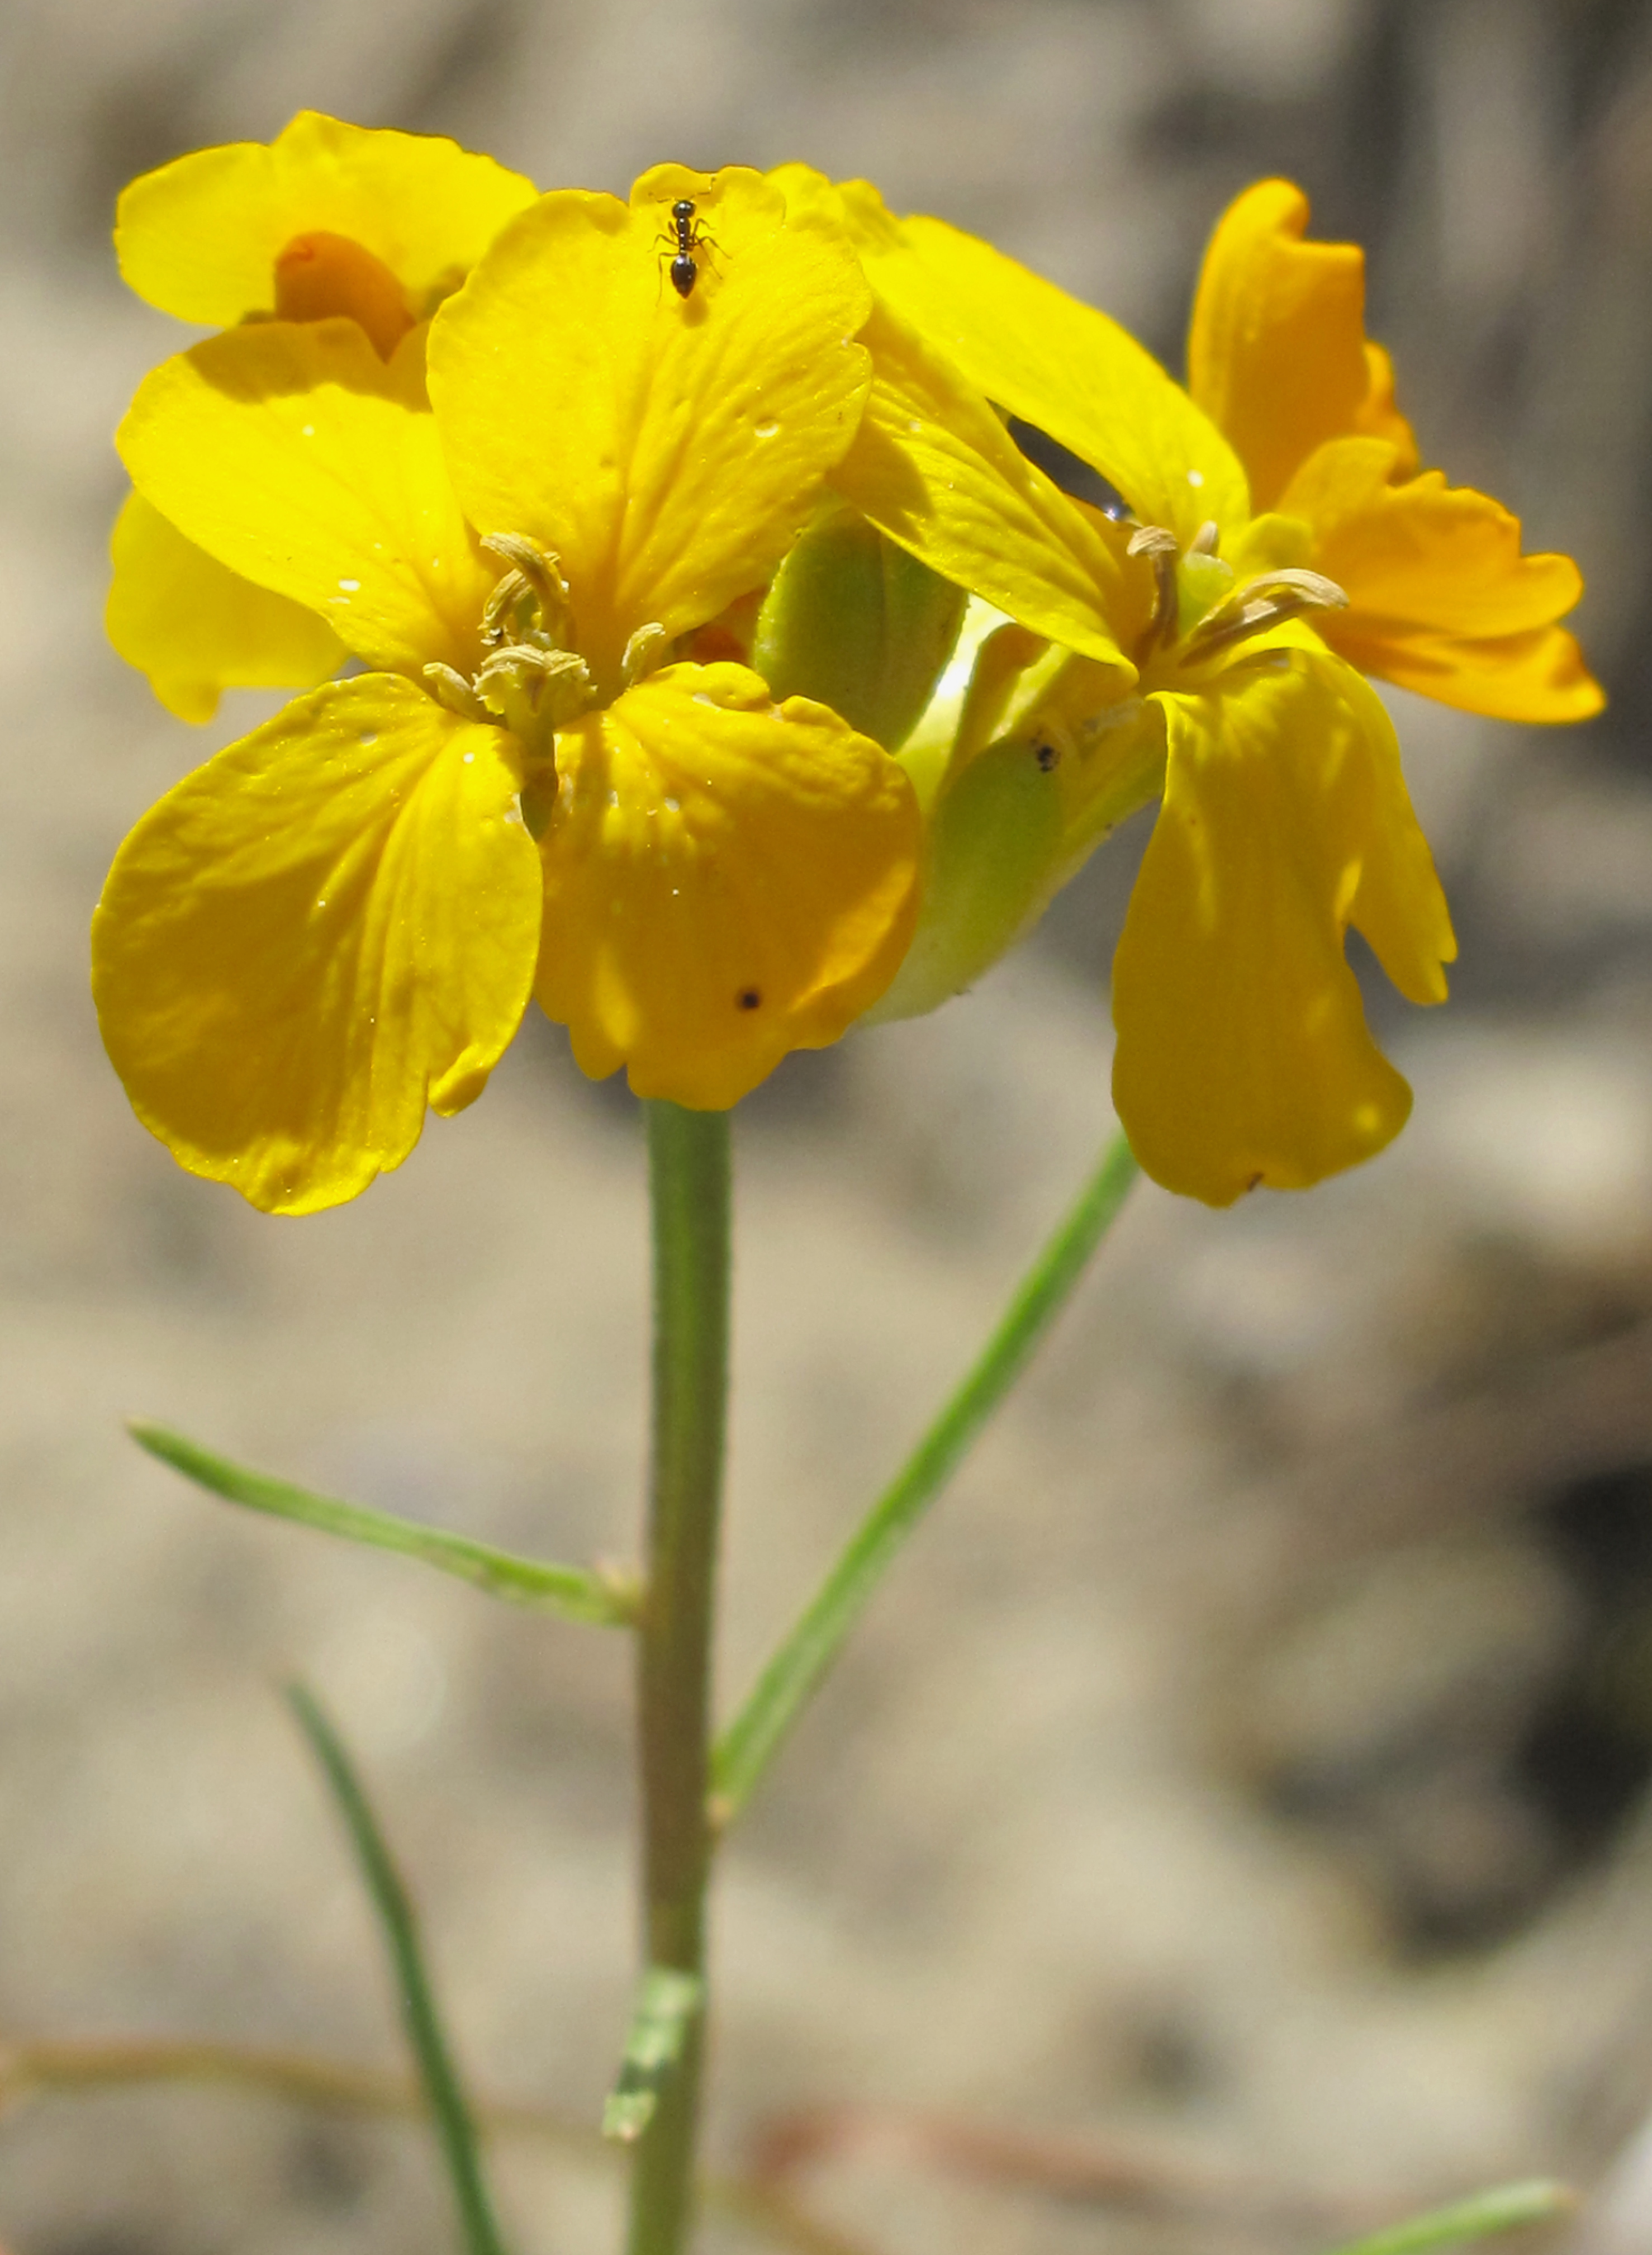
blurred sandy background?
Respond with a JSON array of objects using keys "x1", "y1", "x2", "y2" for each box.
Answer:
[{"x1": 6, "y1": 1, "x2": 1652, "y2": 2250}]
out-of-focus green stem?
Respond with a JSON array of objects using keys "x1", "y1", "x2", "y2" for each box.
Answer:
[
  {"x1": 713, "y1": 1129, "x2": 1138, "y2": 1823},
  {"x1": 287, "y1": 1684, "x2": 511, "y2": 2255},
  {"x1": 626, "y1": 1102, "x2": 732, "y2": 2255},
  {"x1": 1320, "y1": 2182, "x2": 1576, "y2": 2255}
]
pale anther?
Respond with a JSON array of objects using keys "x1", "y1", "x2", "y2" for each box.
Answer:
[
  {"x1": 1126, "y1": 524, "x2": 1180, "y2": 659},
  {"x1": 481, "y1": 531, "x2": 571, "y2": 608},
  {"x1": 622, "y1": 622, "x2": 671, "y2": 686},
  {"x1": 1189, "y1": 520, "x2": 1221, "y2": 556},
  {"x1": 1185, "y1": 567, "x2": 1349, "y2": 661},
  {"x1": 481, "y1": 532, "x2": 571, "y2": 646},
  {"x1": 476, "y1": 643, "x2": 594, "y2": 732},
  {"x1": 482, "y1": 567, "x2": 531, "y2": 645},
  {"x1": 423, "y1": 662, "x2": 490, "y2": 724}
]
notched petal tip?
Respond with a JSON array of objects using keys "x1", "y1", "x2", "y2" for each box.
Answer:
[{"x1": 1188, "y1": 176, "x2": 1415, "y2": 513}]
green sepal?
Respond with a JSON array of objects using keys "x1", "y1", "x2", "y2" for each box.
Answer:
[
  {"x1": 868, "y1": 666, "x2": 1165, "y2": 1027},
  {"x1": 129, "y1": 1420, "x2": 639, "y2": 1626},
  {"x1": 601, "y1": 1967, "x2": 705, "y2": 2144},
  {"x1": 751, "y1": 508, "x2": 967, "y2": 752}
]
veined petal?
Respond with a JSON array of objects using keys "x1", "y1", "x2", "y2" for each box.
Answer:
[
  {"x1": 430, "y1": 168, "x2": 872, "y2": 688},
  {"x1": 118, "y1": 320, "x2": 493, "y2": 678},
  {"x1": 1285, "y1": 436, "x2": 1604, "y2": 719},
  {"x1": 1326, "y1": 616, "x2": 1604, "y2": 723},
  {"x1": 832, "y1": 302, "x2": 1137, "y2": 678},
  {"x1": 1112, "y1": 651, "x2": 1454, "y2": 1205},
  {"x1": 116, "y1": 112, "x2": 537, "y2": 328},
  {"x1": 536, "y1": 662, "x2": 919, "y2": 1106},
  {"x1": 92, "y1": 676, "x2": 541, "y2": 1215},
  {"x1": 107, "y1": 490, "x2": 344, "y2": 722},
  {"x1": 835, "y1": 179, "x2": 1249, "y2": 547},
  {"x1": 1188, "y1": 178, "x2": 1418, "y2": 510}
]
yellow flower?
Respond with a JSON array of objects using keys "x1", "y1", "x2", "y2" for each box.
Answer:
[
  {"x1": 107, "y1": 113, "x2": 538, "y2": 722},
  {"x1": 94, "y1": 167, "x2": 919, "y2": 1213},
  {"x1": 1186, "y1": 180, "x2": 1600, "y2": 723},
  {"x1": 778, "y1": 170, "x2": 1600, "y2": 1204}
]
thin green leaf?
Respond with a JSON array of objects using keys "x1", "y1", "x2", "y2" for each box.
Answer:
[
  {"x1": 286, "y1": 1683, "x2": 511, "y2": 2255},
  {"x1": 602, "y1": 1967, "x2": 705, "y2": 2145},
  {"x1": 1322, "y1": 2181, "x2": 1576, "y2": 2255},
  {"x1": 712, "y1": 1129, "x2": 1137, "y2": 1823},
  {"x1": 130, "y1": 1421, "x2": 637, "y2": 1626}
]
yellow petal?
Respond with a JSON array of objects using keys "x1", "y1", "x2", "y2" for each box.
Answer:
[
  {"x1": 115, "y1": 111, "x2": 537, "y2": 328},
  {"x1": 117, "y1": 320, "x2": 493, "y2": 678},
  {"x1": 1187, "y1": 178, "x2": 1418, "y2": 511},
  {"x1": 836, "y1": 180, "x2": 1249, "y2": 548},
  {"x1": 1111, "y1": 650, "x2": 1454, "y2": 1205},
  {"x1": 832, "y1": 302, "x2": 1137, "y2": 678},
  {"x1": 1283, "y1": 435, "x2": 1604, "y2": 719},
  {"x1": 107, "y1": 490, "x2": 344, "y2": 722},
  {"x1": 1326, "y1": 616, "x2": 1604, "y2": 723},
  {"x1": 429, "y1": 168, "x2": 872, "y2": 690},
  {"x1": 1356, "y1": 343, "x2": 1420, "y2": 477},
  {"x1": 92, "y1": 676, "x2": 541, "y2": 1215},
  {"x1": 535, "y1": 662, "x2": 919, "y2": 1106}
]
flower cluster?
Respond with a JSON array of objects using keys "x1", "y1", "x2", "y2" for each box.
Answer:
[{"x1": 97, "y1": 115, "x2": 1600, "y2": 1213}]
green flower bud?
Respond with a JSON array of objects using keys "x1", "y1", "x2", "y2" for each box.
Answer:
[
  {"x1": 867, "y1": 656, "x2": 1166, "y2": 1027},
  {"x1": 862, "y1": 730, "x2": 1066, "y2": 1022},
  {"x1": 752, "y1": 508, "x2": 968, "y2": 751}
]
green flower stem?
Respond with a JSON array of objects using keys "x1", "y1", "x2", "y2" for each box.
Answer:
[
  {"x1": 627, "y1": 1101, "x2": 733, "y2": 2255},
  {"x1": 713, "y1": 1128, "x2": 1138, "y2": 1825},
  {"x1": 286, "y1": 1683, "x2": 510, "y2": 2255}
]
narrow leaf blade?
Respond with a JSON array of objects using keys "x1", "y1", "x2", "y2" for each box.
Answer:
[
  {"x1": 1323, "y1": 2181, "x2": 1576, "y2": 2255},
  {"x1": 130, "y1": 1420, "x2": 636, "y2": 1626},
  {"x1": 286, "y1": 1682, "x2": 512, "y2": 2255},
  {"x1": 712, "y1": 1130, "x2": 1137, "y2": 1821}
]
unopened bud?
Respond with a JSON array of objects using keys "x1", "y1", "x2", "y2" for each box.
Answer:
[
  {"x1": 861, "y1": 731, "x2": 1066, "y2": 1024},
  {"x1": 752, "y1": 509, "x2": 967, "y2": 752}
]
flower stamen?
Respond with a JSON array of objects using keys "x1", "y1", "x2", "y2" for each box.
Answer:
[
  {"x1": 423, "y1": 661, "x2": 490, "y2": 723},
  {"x1": 1126, "y1": 523, "x2": 1180, "y2": 661},
  {"x1": 621, "y1": 622, "x2": 671, "y2": 686},
  {"x1": 476, "y1": 643, "x2": 594, "y2": 733},
  {"x1": 481, "y1": 532, "x2": 571, "y2": 647},
  {"x1": 1184, "y1": 566, "x2": 1347, "y2": 661}
]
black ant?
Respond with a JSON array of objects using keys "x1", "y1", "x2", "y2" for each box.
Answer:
[{"x1": 662, "y1": 197, "x2": 719, "y2": 298}]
